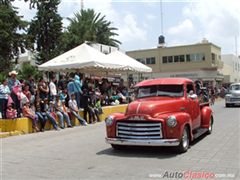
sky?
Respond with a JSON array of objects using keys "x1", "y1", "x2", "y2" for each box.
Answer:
[{"x1": 13, "y1": 0, "x2": 240, "y2": 54}]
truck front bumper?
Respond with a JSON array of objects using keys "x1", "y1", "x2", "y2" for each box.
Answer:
[{"x1": 106, "y1": 137, "x2": 180, "y2": 147}]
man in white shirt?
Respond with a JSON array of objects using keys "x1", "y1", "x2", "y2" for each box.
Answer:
[
  {"x1": 49, "y1": 76, "x2": 57, "y2": 101},
  {"x1": 68, "y1": 93, "x2": 88, "y2": 126}
]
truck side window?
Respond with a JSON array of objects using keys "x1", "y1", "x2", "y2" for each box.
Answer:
[{"x1": 187, "y1": 84, "x2": 194, "y2": 94}]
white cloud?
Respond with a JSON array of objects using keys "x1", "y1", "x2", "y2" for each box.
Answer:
[
  {"x1": 146, "y1": 14, "x2": 156, "y2": 21},
  {"x1": 169, "y1": 0, "x2": 240, "y2": 53},
  {"x1": 118, "y1": 14, "x2": 147, "y2": 42},
  {"x1": 168, "y1": 19, "x2": 195, "y2": 36}
]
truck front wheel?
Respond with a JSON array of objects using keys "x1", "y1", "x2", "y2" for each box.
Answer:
[
  {"x1": 207, "y1": 116, "x2": 213, "y2": 134},
  {"x1": 177, "y1": 126, "x2": 190, "y2": 153}
]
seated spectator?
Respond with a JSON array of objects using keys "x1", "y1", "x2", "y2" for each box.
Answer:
[
  {"x1": 55, "y1": 96, "x2": 72, "y2": 129},
  {"x1": 49, "y1": 101, "x2": 58, "y2": 123},
  {"x1": 23, "y1": 85, "x2": 31, "y2": 102},
  {"x1": 22, "y1": 102, "x2": 39, "y2": 132},
  {"x1": 0, "y1": 79, "x2": 11, "y2": 119},
  {"x1": 39, "y1": 98, "x2": 59, "y2": 131},
  {"x1": 58, "y1": 87, "x2": 67, "y2": 102},
  {"x1": 34, "y1": 96, "x2": 46, "y2": 131},
  {"x1": 6, "y1": 103, "x2": 17, "y2": 119},
  {"x1": 68, "y1": 93, "x2": 87, "y2": 126},
  {"x1": 94, "y1": 97, "x2": 103, "y2": 120}
]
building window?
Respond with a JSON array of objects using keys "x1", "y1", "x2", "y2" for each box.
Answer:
[
  {"x1": 200, "y1": 53, "x2": 205, "y2": 61},
  {"x1": 186, "y1": 53, "x2": 205, "y2": 62},
  {"x1": 212, "y1": 53, "x2": 216, "y2": 64},
  {"x1": 190, "y1": 54, "x2": 195, "y2": 61},
  {"x1": 168, "y1": 56, "x2": 173, "y2": 63},
  {"x1": 136, "y1": 58, "x2": 146, "y2": 64},
  {"x1": 186, "y1": 54, "x2": 190, "y2": 62},
  {"x1": 174, "y1": 55, "x2": 179, "y2": 62},
  {"x1": 162, "y1": 56, "x2": 167, "y2": 63},
  {"x1": 146, "y1": 57, "x2": 156, "y2": 64},
  {"x1": 179, "y1": 55, "x2": 185, "y2": 62}
]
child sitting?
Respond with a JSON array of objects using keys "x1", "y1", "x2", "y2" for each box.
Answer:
[
  {"x1": 68, "y1": 93, "x2": 88, "y2": 126},
  {"x1": 6, "y1": 104, "x2": 17, "y2": 119},
  {"x1": 22, "y1": 102, "x2": 39, "y2": 132}
]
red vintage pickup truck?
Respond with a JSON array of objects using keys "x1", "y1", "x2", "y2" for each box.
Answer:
[{"x1": 105, "y1": 78, "x2": 213, "y2": 153}]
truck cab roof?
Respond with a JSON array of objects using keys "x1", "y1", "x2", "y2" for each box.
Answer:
[{"x1": 135, "y1": 78, "x2": 193, "y2": 87}]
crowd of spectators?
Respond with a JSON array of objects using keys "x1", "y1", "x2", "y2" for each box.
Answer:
[{"x1": 0, "y1": 70, "x2": 129, "y2": 132}]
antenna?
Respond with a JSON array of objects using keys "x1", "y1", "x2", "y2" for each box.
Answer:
[
  {"x1": 81, "y1": 0, "x2": 84, "y2": 10},
  {"x1": 235, "y1": 35, "x2": 238, "y2": 56},
  {"x1": 158, "y1": 0, "x2": 165, "y2": 47},
  {"x1": 160, "y1": 0, "x2": 163, "y2": 35}
]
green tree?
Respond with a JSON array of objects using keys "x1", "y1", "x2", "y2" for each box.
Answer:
[
  {"x1": 63, "y1": 9, "x2": 121, "y2": 51},
  {"x1": 18, "y1": 62, "x2": 40, "y2": 80},
  {"x1": 0, "y1": 0, "x2": 28, "y2": 73},
  {"x1": 28, "y1": 0, "x2": 62, "y2": 64}
]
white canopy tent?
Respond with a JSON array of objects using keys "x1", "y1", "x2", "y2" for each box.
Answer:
[
  {"x1": 38, "y1": 43, "x2": 121, "y2": 73},
  {"x1": 38, "y1": 43, "x2": 152, "y2": 74},
  {"x1": 106, "y1": 50, "x2": 152, "y2": 73}
]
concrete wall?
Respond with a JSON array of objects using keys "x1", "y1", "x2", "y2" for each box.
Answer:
[{"x1": 0, "y1": 105, "x2": 127, "y2": 138}]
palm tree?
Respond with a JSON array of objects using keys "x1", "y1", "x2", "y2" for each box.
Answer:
[{"x1": 62, "y1": 9, "x2": 121, "y2": 51}]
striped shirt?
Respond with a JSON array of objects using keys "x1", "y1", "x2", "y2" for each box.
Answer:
[{"x1": 0, "y1": 84, "x2": 10, "y2": 99}]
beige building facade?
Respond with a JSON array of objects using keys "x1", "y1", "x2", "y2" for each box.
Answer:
[{"x1": 126, "y1": 41, "x2": 224, "y2": 86}]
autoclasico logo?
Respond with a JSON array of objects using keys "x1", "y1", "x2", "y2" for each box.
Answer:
[{"x1": 149, "y1": 171, "x2": 235, "y2": 179}]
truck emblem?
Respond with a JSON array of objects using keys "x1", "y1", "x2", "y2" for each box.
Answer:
[{"x1": 128, "y1": 116, "x2": 145, "y2": 121}]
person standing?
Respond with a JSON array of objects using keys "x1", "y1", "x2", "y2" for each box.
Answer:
[
  {"x1": 82, "y1": 89, "x2": 95, "y2": 124},
  {"x1": 0, "y1": 79, "x2": 11, "y2": 118},
  {"x1": 49, "y1": 76, "x2": 57, "y2": 101},
  {"x1": 38, "y1": 78, "x2": 49, "y2": 101},
  {"x1": 8, "y1": 70, "x2": 21, "y2": 117},
  {"x1": 73, "y1": 75, "x2": 83, "y2": 108}
]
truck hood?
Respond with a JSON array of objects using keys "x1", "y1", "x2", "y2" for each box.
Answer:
[
  {"x1": 126, "y1": 97, "x2": 186, "y2": 118},
  {"x1": 229, "y1": 90, "x2": 240, "y2": 97}
]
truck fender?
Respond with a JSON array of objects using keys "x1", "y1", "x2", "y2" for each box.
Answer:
[
  {"x1": 201, "y1": 106, "x2": 213, "y2": 128},
  {"x1": 174, "y1": 113, "x2": 194, "y2": 142}
]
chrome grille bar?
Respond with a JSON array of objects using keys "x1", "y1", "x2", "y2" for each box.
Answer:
[
  {"x1": 118, "y1": 126, "x2": 160, "y2": 131},
  {"x1": 117, "y1": 121, "x2": 163, "y2": 139}
]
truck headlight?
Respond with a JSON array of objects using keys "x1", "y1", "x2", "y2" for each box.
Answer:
[
  {"x1": 167, "y1": 115, "x2": 177, "y2": 127},
  {"x1": 105, "y1": 116, "x2": 114, "y2": 126}
]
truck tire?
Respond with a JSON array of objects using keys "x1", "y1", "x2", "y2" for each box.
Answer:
[
  {"x1": 111, "y1": 144, "x2": 124, "y2": 150},
  {"x1": 207, "y1": 116, "x2": 213, "y2": 135},
  {"x1": 177, "y1": 126, "x2": 189, "y2": 153}
]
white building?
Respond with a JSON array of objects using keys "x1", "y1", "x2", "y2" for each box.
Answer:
[{"x1": 221, "y1": 54, "x2": 240, "y2": 83}]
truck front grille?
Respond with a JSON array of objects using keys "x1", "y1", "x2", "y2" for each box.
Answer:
[{"x1": 116, "y1": 121, "x2": 163, "y2": 139}]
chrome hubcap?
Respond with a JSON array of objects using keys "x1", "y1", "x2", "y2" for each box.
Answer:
[
  {"x1": 209, "y1": 120, "x2": 212, "y2": 131},
  {"x1": 182, "y1": 128, "x2": 188, "y2": 148}
]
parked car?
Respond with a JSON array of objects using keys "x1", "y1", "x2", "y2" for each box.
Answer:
[
  {"x1": 225, "y1": 83, "x2": 240, "y2": 107},
  {"x1": 105, "y1": 78, "x2": 213, "y2": 153}
]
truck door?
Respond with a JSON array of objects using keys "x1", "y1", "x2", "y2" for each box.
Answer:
[{"x1": 186, "y1": 83, "x2": 201, "y2": 129}]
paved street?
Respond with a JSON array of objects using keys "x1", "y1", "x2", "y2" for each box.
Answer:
[{"x1": 1, "y1": 100, "x2": 240, "y2": 180}]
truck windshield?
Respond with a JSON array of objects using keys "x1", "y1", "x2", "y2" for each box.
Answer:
[
  {"x1": 230, "y1": 84, "x2": 240, "y2": 91},
  {"x1": 137, "y1": 85, "x2": 184, "y2": 98}
]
